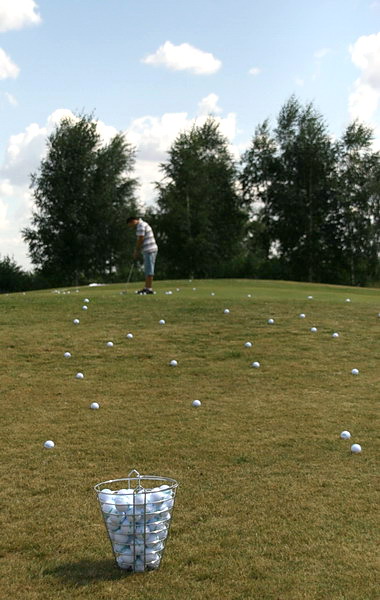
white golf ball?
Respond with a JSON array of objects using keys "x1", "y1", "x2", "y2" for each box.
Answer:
[
  {"x1": 106, "y1": 341, "x2": 114, "y2": 347},
  {"x1": 351, "y1": 368, "x2": 359, "y2": 375},
  {"x1": 73, "y1": 319, "x2": 80, "y2": 325},
  {"x1": 82, "y1": 305, "x2": 88, "y2": 310},
  {"x1": 244, "y1": 342, "x2": 252, "y2": 348},
  {"x1": 247, "y1": 294, "x2": 252, "y2": 298},
  {"x1": 126, "y1": 333, "x2": 133, "y2": 339},
  {"x1": 43, "y1": 440, "x2": 55, "y2": 449},
  {"x1": 307, "y1": 295, "x2": 313, "y2": 299},
  {"x1": 224, "y1": 309, "x2": 230, "y2": 314},
  {"x1": 351, "y1": 443, "x2": 362, "y2": 454},
  {"x1": 267, "y1": 318, "x2": 274, "y2": 324},
  {"x1": 332, "y1": 332, "x2": 339, "y2": 338},
  {"x1": 84, "y1": 298, "x2": 90, "y2": 303},
  {"x1": 340, "y1": 431, "x2": 351, "y2": 440},
  {"x1": 211, "y1": 292, "x2": 215, "y2": 296},
  {"x1": 64, "y1": 351, "x2": 71, "y2": 358},
  {"x1": 169, "y1": 359, "x2": 178, "y2": 367},
  {"x1": 192, "y1": 400, "x2": 201, "y2": 407},
  {"x1": 299, "y1": 313, "x2": 306, "y2": 318},
  {"x1": 75, "y1": 372, "x2": 84, "y2": 379},
  {"x1": 251, "y1": 361, "x2": 260, "y2": 368},
  {"x1": 345, "y1": 298, "x2": 351, "y2": 303},
  {"x1": 192, "y1": 287, "x2": 196, "y2": 291},
  {"x1": 90, "y1": 402, "x2": 99, "y2": 410},
  {"x1": 159, "y1": 319, "x2": 166, "y2": 325},
  {"x1": 310, "y1": 327, "x2": 318, "y2": 332}
]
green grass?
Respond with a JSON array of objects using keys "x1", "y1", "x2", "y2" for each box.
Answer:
[{"x1": 0, "y1": 279, "x2": 379, "y2": 600}]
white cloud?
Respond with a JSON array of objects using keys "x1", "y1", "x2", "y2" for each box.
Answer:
[
  {"x1": 142, "y1": 41, "x2": 221, "y2": 75},
  {"x1": 0, "y1": 47, "x2": 20, "y2": 79},
  {"x1": 294, "y1": 77, "x2": 304, "y2": 87},
  {"x1": 4, "y1": 91, "x2": 18, "y2": 106},
  {"x1": 0, "y1": 0, "x2": 41, "y2": 32},
  {"x1": 314, "y1": 47, "x2": 331, "y2": 60},
  {"x1": 249, "y1": 67, "x2": 261, "y2": 76},
  {"x1": 348, "y1": 32, "x2": 380, "y2": 124},
  {"x1": 198, "y1": 93, "x2": 222, "y2": 115}
]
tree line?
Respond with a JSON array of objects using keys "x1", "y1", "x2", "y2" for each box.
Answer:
[{"x1": 1, "y1": 97, "x2": 379, "y2": 292}]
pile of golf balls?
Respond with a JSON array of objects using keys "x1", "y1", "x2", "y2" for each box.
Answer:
[{"x1": 98, "y1": 484, "x2": 176, "y2": 571}]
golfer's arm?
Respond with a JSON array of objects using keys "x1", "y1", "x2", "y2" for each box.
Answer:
[{"x1": 135, "y1": 235, "x2": 144, "y2": 252}]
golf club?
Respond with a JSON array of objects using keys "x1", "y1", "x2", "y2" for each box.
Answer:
[{"x1": 121, "y1": 261, "x2": 135, "y2": 294}]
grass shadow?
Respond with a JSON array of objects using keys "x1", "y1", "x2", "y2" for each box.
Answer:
[{"x1": 44, "y1": 558, "x2": 134, "y2": 585}]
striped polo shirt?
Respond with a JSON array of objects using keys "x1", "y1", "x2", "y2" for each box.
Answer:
[{"x1": 136, "y1": 219, "x2": 158, "y2": 253}]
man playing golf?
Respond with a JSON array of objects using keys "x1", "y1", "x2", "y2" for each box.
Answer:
[{"x1": 127, "y1": 217, "x2": 158, "y2": 295}]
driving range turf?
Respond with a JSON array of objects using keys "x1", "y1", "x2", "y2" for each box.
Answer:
[{"x1": 1, "y1": 279, "x2": 378, "y2": 600}]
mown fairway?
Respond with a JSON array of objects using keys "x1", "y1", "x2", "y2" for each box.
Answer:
[{"x1": 1, "y1": 279, "x2": 379, "y2": 600}]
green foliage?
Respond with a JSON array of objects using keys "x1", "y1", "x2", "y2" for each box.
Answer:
[
  {"x1": 0, "y1": 255, "x2": 29, "y2": 293},
  {"x1": 22, "y1": 114, "x2": 138, "y2": 286},
  {"x1": 240, "y1": 96, "x2": 380, "y2": 285},
  {"x1": 154, "y1": 118, "x2": 247, "y2": 278}
]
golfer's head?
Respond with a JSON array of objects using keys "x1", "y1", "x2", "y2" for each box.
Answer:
[{"x1": 127, "y1": 217, "x2": 139, "y2": 229}]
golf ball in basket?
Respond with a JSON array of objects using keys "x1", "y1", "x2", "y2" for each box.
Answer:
[
  {"x1": 267, "y1": 318, "x2": 274, "y2": 324},
  {"x1": 43, "y1": 440, "x2": 55, "y2": 449},
  {"x1": 340, "y1": 431, "x2": 351, "y2": 440},
  {"x1": 351, "y1": 368, "x2": 359, "y2": 375},
  {"x1": 244, "y1": 342, "x2": 252, "y2": 348},
  {"x1": 90, "y1": 402, "x2": 99, "y2": 410},
  {"x1": 75, "y1": 372, "x2": 84, "y2": 379},
  {"x1": 82, "y1": 305, "x2": 88, "y2": 310},
  {"x1": 64, "y1": 351, "x2": 71, "y2": 358},
  {"x1": 251, "y1": 361, "x2": 260, "y2": 368},
  {"x1": 224, "y1": 308, "x2": 230, "y2": 314},
  {"x1": 332, "y1": 332, "x2": 339, "y2": 338},
  {"x1": 169, "y1": 359, "x2": 178, "y2": 367},
  {"x1": 106, "y1": 341, "x2": 114, "y2": 347},
  {"x1": 310, "y1": 327, "x2": 318, "y2": 332},
  {"x1": 126, "y1": 333, "x2": 133, "y2": 339},
  {"x1": 192, "y1": 400, "x2": 201, "y2": 407},
  {"x1": 73, "y1": 319, "x2": 80, "y2": 324},
  {"x1": 351, "y1": 443, "x2": 362, "y2": 454},
  {"x1": 159, "y1": 319, "x2": 166, "y2": 325}
]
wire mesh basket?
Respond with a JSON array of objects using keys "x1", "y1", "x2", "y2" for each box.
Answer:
[{"x1": 94, "y1": 469, "x2": 179, "y2": 572}]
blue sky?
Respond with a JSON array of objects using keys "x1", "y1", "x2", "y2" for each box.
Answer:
[{"x1": 1, "y1": 0, "x2": 379, "y2": 269}]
